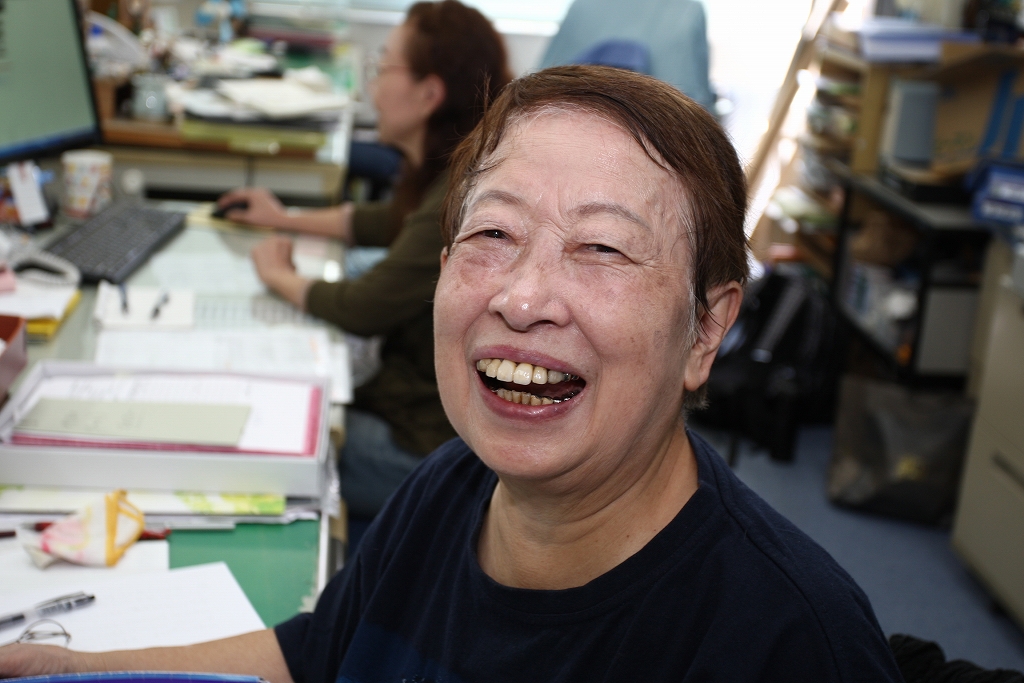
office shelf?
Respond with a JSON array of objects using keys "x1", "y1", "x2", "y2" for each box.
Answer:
[{"x1": 829, "y1": 160, "x2": 990, "y2": 383}]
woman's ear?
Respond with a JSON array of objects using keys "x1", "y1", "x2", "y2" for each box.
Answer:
[
  {"x1": 683, "y1": 281, "x2": 743, "y2": 394},
  {"x1": 419, "y1": 74, "x2": 447, "y2": 117},
  {"x1": 440, "y1": 246, "x2": 449, "y2": 271}
]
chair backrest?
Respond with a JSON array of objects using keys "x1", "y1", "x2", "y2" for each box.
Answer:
[
  {"x1": 538, "y1": 0, "x2": 715, "y2": 111},
  {"x1": 573, "y1": 39, "x2": 651, "y2": 75}
]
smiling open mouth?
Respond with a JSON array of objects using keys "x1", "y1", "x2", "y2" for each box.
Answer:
[{"x1": 476, "y1": 358, "x2": 586, "y2": 405}]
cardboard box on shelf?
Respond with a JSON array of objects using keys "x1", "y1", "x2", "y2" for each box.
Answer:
[{"x1": 932, "y1": 52, "x2": 1024, "y2": 174}]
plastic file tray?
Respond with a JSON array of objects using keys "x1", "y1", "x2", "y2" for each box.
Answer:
[{"x1": 0, "y1": 361, "x2": 331, "y2": 496}]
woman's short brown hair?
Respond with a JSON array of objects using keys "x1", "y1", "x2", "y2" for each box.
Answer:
[
  {"x1": 442, "y1": 65, "x2": 748, "y2": 409},
  {"x1": 442, "y1": 64, "x2": 749, "y2": 319}
]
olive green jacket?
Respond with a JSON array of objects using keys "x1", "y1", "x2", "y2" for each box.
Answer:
[{"x1": 304, "y1": 173, "x2": 456, "y2": 456}]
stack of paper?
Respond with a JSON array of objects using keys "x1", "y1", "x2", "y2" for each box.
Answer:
[
  {"x1": 0, "y1": 487, "x2": 286, "y2": 516},
  {"x1": 0, "y1": 279, "x2": 80, "y2": 340},
  {"x1": 217, "y1": 79, "x2": 349, "y2": 119},
  {"x1": 0, "y1": 363, "x2": 329, "y2": 496},
  {"x1": 847, "y1": 17, "x2": 979, "y2": 62}
]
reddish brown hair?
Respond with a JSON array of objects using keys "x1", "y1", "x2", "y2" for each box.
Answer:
[
  {"x1": 441, "y1": 65, "x2": 748, "y2": 408},
  {"x1": 392, "y1": 0, "x2": 512, "y2": 219}
]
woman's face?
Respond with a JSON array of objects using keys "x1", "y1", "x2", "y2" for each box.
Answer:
[
  {"x1": 434, "y1": 110, "x2": 706, "y2": 489},
  {"x1": 370, "y1": 23, "x2": 440, "y2": 153}
]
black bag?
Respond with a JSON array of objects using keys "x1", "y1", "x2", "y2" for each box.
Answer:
[
  {"x1": 691, "y1": 264, "x2": 841, "y2": 462},
  {"x1": 827, "y1": 375, "x2": 974, "y2": 524}
]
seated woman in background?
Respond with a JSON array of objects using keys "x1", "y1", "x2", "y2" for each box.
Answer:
[
  {"x1": 215, "y1": 0, "x2": 512, "y2": 518},
  {"x1": 0, "y1": 66, "x2": 903, "y2": 683}
]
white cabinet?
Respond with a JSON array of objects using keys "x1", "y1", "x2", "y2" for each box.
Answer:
[{"x1": 952, "y1": 252, "x2": 1024, "y2": 627}]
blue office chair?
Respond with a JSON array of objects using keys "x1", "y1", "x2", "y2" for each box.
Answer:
[
  {"x1": 345, "y1": 140, "x2": 403, "y2": 202},
  {"x1": 539, "y1": 0, "x2": 715, "y2": 111},
  {"x1": 574, "y1": 39, "x2": 651, "y2": 74}
]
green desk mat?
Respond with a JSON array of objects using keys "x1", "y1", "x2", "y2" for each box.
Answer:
[{"x1": 168, "y1": 521, "x2": 319, "y2": 627}]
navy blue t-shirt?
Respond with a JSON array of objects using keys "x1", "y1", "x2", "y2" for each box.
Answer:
[{"x1": 276, "y1": 432, "x2": 903, "y2": 683}]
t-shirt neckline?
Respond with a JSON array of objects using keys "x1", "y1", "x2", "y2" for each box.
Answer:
[{"x1": 465, "y1": 430, "x2": 725, "y2": 619}]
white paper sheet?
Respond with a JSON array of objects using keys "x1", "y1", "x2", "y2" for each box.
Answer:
[
  {"x1": 149, "y1": 252, "x2": 264, "y2": 296},
  {"x1": 0, "y1": 536, "x2": 168, "y2": 596},
  {"x1": 16, "y1": 374, "x2": 317, "y2": 455},
  {"x1": 94, "y1": 328, "x2": 351, "y2": 403},
  {"x1": 194, "y1": 295, "x2": 314, "y2": 328},
  {"x1": 0, "y1": 279, "x2": 77, "y2": 319},
  {"x1": 0, "y1": 562, "x2": 265, "y2": 651},
  {"x1": 94, "y1": 282, "x2": 195, "y2": 330}
]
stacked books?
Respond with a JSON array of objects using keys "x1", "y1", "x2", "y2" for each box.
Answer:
[{"x1": 824, "y1": 14, "x2": 979, "y2": 63}]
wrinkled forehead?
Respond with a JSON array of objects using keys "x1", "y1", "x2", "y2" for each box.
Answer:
[{"x1": 464, "y1": 107, "x2": 695, "y2": 242}]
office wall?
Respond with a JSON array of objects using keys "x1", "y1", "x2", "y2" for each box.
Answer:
[{"x1": 344, "y1": 14, "x2": 550, "y2": 78}]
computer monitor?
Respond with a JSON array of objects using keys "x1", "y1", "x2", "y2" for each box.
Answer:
[{"x1": 0, "y1": 0, "x2": 102, "y2": 165}]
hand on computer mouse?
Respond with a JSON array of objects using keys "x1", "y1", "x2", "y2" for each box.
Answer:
[
  {"x1": 211, "y1": 200, "x2": 249, "y2": 220},
  {"x1": 214, "y1": 188, "x2": 286, "y2": 227}
]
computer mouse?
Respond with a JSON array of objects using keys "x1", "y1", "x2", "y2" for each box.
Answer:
[{"x1": 212, "y1": 200, "x2": 249, "y2": 220}]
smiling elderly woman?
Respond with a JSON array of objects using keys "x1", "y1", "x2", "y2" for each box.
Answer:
[{"x1": 0, "y1": 67, "x2": 902, "y2": 683}]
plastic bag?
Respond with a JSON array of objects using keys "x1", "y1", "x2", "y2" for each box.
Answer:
[
  {"x1": 19, "y1": 490, "x2": 144, "y2": 568},
  {"x1": 827, "y1": 375, "x2": 974, "y2": 524}
]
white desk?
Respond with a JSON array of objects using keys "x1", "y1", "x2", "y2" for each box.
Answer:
[
  {"x1": 25, "y1": 204, "x2": 346, "y2": 369},
  {"x1": 3, "y1": 206, "x2": 349, "y2": 616}
]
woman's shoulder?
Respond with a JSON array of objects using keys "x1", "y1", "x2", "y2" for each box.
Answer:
[{"x1": 685, "y1": 431, "x2": 900, "y2": 680}]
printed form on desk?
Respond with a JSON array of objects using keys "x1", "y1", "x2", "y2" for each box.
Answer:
[
  {"x1": 94, "y1": 328, "x2": 352, "y2": 404},
  {"x1": 0, "y1": 562, "x2": 265, "y2": 650}
]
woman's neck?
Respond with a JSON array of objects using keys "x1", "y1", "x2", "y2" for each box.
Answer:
[
  {"x1": 477, "y1": 423, "x2": 699, "y2": 591},
  {"x1": 394, "y1": 126, "x2": 427, "y2": 169}
]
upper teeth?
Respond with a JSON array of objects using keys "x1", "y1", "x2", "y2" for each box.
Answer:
[{"x1": 476, "y1": 358, "x2": 571, "y2": 385}]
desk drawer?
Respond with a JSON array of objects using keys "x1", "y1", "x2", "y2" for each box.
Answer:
[{"x1": 953, "y1": 419, "x2": 1024, "y2": 625}]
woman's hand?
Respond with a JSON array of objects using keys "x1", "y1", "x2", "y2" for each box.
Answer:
[
  {"x1": 251, "y1": 236, "x2": 313, "y2": 310},
  {"x1": 216, "y1": 188, "x2": 288, "y2": 228},
  {"x1": 252, "y1": 235, "x2": 297, "y2": 281},
  {"x1": 216, "y1": 189, "x2": 354, "y2": 243},
  {"x1": 0, "y1": 643, "x2": 86, "y2": 678}
]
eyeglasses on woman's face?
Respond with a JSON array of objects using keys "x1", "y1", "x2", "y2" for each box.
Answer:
[{"x1": 365, "y1": 48, "x2": 412, "y2": 83}]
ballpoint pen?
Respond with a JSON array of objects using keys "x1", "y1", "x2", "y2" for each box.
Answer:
[
  {"x1": 150, "y1": 290, "x2": 170, "y2": 319},
  {"x1": 0, "y1": 592, "x2": 95, "y2": 631},
  {"x1": 119, "y1": 283, "x2": 129, "y2": 315}
]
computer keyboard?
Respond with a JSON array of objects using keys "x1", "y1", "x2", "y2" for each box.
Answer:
[{"x1": 45, "y1": 201, "x2": 186, "y2": 284}]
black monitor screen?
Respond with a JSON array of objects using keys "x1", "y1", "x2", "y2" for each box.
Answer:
[{"x1": 0, "y1": 0, "x2": 100, "y2": 165}]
